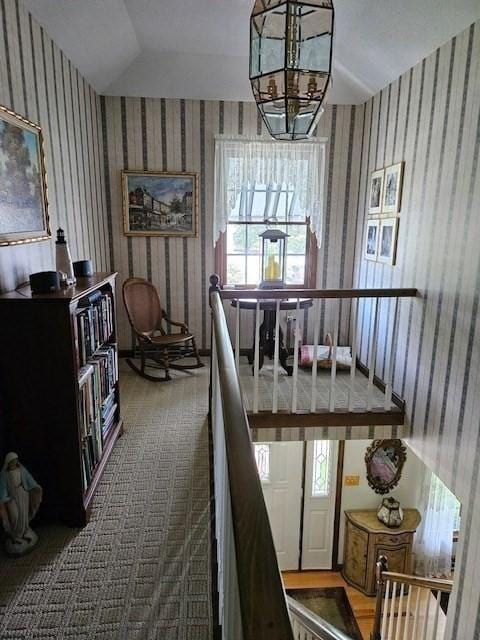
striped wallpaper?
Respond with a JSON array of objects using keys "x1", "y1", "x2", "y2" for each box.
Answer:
[
  {"x1": 2, "y1": 1, "x2": 480, "y2": 635},
  {"x1": 353, "y1": 21, "x2": 480, "y2": 640},
  {"x1": 102, "y1": 97, "x2": 365, "y2": 351},
  {"x1": 0, "y1": 0, "x2": 109, "y2": 294}
]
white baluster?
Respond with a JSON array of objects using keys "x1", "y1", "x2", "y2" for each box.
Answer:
[
  {"x1": 430, "y1": 590, "x2": 441, "y2": 640},
  {"x1": 388, "y1": 582, "x2": 397, "y2": 639},
  {"x1": 253, "y1": 300, "x2": 260, "y2": 414},
  {"x1": 384, "y1": 297, "x2": 398, "y2": 410},
  {"x1": 235, "y1": 300, "x2": 240, "y2": 374},
  {"x1": 273, "y1": 300, "x2": 280, "y2": 414},
  {"x1": 420, "y1": 588, "x2": 431, "y2": 640},
  {"x1": 402, "y1": 583, "x2": 413, "y2": 640},
  {"x1": 348, "y1": 297, "x2": 358, "y2": 411},
  {"x1": 381, "y1": 580, "x2": 391, "y2": 640},
  {"x1": 329, "y1": 299, "x2": 339, "y2": 412},
  {"x1": 395, "y1": 582, "x2": 405, "y2": 640},
  {"x1": 367, "y1": 297, "x2": 380, "y2": 410},
  {"x1": 310, "y1": 299, "x2": 320, "y2": 413},
  {"x1": 291, "y1": 298, "x2": 300, "y2": 413},
  {"x1": 411, "y1": 586, "x2": 422, "y2": 638}
]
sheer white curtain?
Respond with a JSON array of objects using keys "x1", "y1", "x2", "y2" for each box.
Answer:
[
  {"x1": 414, "y1": 471, "x2": 459, "y2": 578},
  {"x1": 213, "y1": 137, "x2": 326, "y2": 246}
]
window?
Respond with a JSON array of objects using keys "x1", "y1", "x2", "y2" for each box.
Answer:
[
  {"x1": 254, "y1": 443, "x2": 271, "y2": 482},
  {"x1": 311, "y1": 440, "x2": 332, "y2": 497},
  {"x1": 214, "y1": 138, "x2": 325, "y2": 288},
  {"x1": 224, "y1": 182, "x2": 312, "y2": 286}
]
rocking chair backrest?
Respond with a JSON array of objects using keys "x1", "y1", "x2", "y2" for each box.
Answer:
[{"x1": 123, "y1": 278, "x2": 163, "y2": 336}]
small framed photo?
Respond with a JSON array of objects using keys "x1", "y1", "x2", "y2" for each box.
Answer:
[
  {"x1": 383, "y1": 162, "x2": 404, "y2": 213},
  {"x1": 365, "y1": 218, "x2": 380, "y2": 261},
  {"x1": 122, "y1": 170, "x2": 198, "y2": 237},
  {"x1": 368, "y1": 169, "x2": 384, "y2": 214},
  {"x1": 378, "y1": 217, "x2": 399, "y2": 265},
  {"x1": 0, "y1": 104, "x2": 50, "y2": 246}
]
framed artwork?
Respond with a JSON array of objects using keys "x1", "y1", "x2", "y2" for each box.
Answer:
[
  {"x1": 0, "y1": 104, "x2": 50, "y2": 246},
  {"x1": 368, "y1": 169, "x2": 384, "y2": 215},
  {"x1": 377, "y1": 218, "x2": 399, "y2": 265},
  {"x1": 383, "y1": 162, "x2": 404, "y2": 213},
  {"x1": 122, "y1": 170, "x2": 198, "y2": 237},
  {"x1": 365, "y1": 218, "x2": 380, "y2": 261}
]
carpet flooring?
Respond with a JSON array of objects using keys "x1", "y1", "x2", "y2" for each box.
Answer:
[
  {"x1": 286, "y1": 587, "x2": 362, "y2": 639},
  {"x1": 0, "y1": 362, "x2": 213, "y2": 640},
  {"x1": 238, "y1": 360, "x2": 395, "y2": 413}
]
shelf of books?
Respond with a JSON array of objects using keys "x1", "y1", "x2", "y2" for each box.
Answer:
[
  {"x1": 76, "y1": 289, "x2": 120, "y2": 494},
  {"x1": 0, "y1": 272, "x2": 122, "y2": 527}
]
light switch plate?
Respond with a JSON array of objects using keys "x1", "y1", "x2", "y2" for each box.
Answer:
[{"x1": 345, "y1": 475, "x2": 360, "y2": 486}]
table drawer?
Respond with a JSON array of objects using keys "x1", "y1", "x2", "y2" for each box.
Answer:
[{"x1": 375, "y1": 532, "x2": 411, "y2": 546}]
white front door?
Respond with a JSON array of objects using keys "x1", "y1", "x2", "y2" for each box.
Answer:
[
  {"x1": 255, "y1": 441, "x2": 304, "y2": 571},
  {"x1": 301, "y1": 440, "x2": 339, "y2": 569}
]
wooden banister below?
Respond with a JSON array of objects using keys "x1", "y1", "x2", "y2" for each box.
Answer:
[
  {"x1": 382, "y1": 571, "x2": 453, "y2": 593},
  {"x1": 219, "y1": 287, "x2": 418, "y2": 300}
]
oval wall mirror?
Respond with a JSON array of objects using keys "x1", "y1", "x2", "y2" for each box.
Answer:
[{"x1": 365, "y1": 439, "x2": 407, "y2": 494}]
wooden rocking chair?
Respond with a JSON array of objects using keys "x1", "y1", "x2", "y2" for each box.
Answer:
[{"x1": 122, "y1": 277, "x2": 203, "y2": 382}]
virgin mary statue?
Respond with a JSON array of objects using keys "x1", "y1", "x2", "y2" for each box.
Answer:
[{"x1": 0, "y1": 452, "x2": 42, "y2": 555}]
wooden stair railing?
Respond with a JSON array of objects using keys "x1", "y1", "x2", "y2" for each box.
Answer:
[
  {"x1": 210, "y1": 284, "x2": 356, "y2": 640},
  {"x1": 287, "y1": 596, "x2": 354, "y2": 640},
  {"x1": 371, "y1": 557, "x2": 453, "y2": 640}
]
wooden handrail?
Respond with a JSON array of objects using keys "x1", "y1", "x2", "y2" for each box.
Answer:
[
  {"x1": 211, "y1": 290, "x2": 294, "y2": 640},
  {"x1": 219, "y1": 287, "x2": 418, "y2": 300},
  {"x1": 287, "y1": 596, "x2": 355, "y2": 640},
  {"x1": 382, "y1": 571, "x2": 453, "y2": 593}
]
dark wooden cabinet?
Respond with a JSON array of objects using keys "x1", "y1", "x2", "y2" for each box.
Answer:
[
  {"x1": 342, "y1": 509, "x2": 421, "y2": 595},
  {"x1": 0, "y1": 273, "x2": 123, "y2": 527}
]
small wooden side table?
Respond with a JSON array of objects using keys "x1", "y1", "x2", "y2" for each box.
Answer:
[
  {"x1": 231, "y1": 297, "x2": 312, "y2": 376},
  {"x1": 342, "y1": 508, "x2": 421, "y2": 596}
]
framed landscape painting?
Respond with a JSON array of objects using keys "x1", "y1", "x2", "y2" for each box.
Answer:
[
  {"x1": 0, "y1": 105, "x2": 50, "y2": 246},
  {"x1": 383, "y1": 162, "x2": 404, "y2": 213},
  {"x1": 368, "y1": 169, "x2": 384, "y2": 215},
  {"x1": 365, "y1": 218, "x2": 380, "y2": 261},
  {"x1": 378, "y1": 218, "x2": 399, "y2": 265},
  {"x1": 122, "y1": 170, "x2": 198, "y2": 237}
]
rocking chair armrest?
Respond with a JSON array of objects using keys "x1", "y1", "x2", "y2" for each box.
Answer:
[
  {"x1": 161, "y1": 311, "x2": 189, "y2": 334},
  {"x1": 137, "y1": 330, "x2": 153, "y2": 343}
]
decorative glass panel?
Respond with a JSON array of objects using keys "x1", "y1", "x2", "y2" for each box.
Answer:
[
  {"x1": 312, "y1": 440, "x2": 331, "y2": 497},
  {"x1": 254, "y1": 443, "x2": 271, "y2": 482}
]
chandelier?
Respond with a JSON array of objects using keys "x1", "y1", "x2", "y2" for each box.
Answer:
[{"x1": 249, "y1": 0, "x2": 334, "y2": 141}]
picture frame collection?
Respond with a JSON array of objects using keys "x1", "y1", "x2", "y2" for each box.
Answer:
[{"x1": 365, "y1": 162, "x2": 403, "y2": 265}]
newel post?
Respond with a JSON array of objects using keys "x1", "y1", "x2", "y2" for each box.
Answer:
[
  {"x1": 209, "y1": 273, "x2": 221, "y2": 308},
  {"x1": 208, "y1": 274, "x2": 222, "y2": 420},
  {"x1": 371, "y1": 556, "x2": 388, "y2": 640}
]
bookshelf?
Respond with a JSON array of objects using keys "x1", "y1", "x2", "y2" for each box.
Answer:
[{"x1": 0, "y1": 272, "x2": 123, "y2": 527}]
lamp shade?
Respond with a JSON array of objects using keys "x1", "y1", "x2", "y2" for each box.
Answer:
[{"x1": 250, "y1": 0, "x2": 334, "y2": 141}]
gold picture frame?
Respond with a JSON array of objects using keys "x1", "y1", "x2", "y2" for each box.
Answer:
[
  {"x1": 0, "y1": 104, "x2": 50, "y2": 246},
  {"x1": 377, "y1": 217, "x2": 399, "y2": 265},
  {"x1": 365, "y1": 218, "x2": 380, "y2": 261},
  {"x1": 382, "y1": 162, "x2": 404, "y2": 213},
  {"x1": 368, "y1": 168, "x2": 384, "y2": 215},
  {"x1": 122, "y1": 170, "x2": 198, "y2": 237}
]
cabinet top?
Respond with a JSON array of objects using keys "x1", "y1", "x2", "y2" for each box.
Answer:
[
  {"x1": 0, "y1": 272, "x2": 117, "y2": 303},
  {"x1": 345, "y1": 508, "x2": 421, "y2": 533}
]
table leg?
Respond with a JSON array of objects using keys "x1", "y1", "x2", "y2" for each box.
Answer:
[{"x1": 277, "y1": 324, "x2": 293, "y2": 376}]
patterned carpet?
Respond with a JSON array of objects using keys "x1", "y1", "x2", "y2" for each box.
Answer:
[
  {"x1": 238, "y1": 359, "x2": 394, "y2": 413},
  {"x1": 0, "y1": 362, "x2": 213, "y2": 639}
]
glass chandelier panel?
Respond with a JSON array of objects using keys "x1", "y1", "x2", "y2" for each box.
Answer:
[{"x1": 249, "y1": 0, "x2": 334, "y2": 141}]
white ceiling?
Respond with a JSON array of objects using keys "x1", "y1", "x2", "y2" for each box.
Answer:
[{"x1": 23, "y1": 0, "x2": 480, "y2": 104}]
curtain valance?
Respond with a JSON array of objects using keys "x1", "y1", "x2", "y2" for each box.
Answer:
[{"x1": 213, "y1": 137, "x2": 326, "y2": 247}]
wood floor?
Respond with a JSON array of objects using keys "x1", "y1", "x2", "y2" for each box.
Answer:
[{"x1": 282, "y1": 571, "x2": 376, "y2": 640}]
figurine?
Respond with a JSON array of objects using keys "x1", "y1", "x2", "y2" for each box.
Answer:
[
  {"x1": 0, "y1": 452, "x2": 42, "y2": 555},
  {"x1": 55, "y1": 228, "x2": 76, "y2": 286}
]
